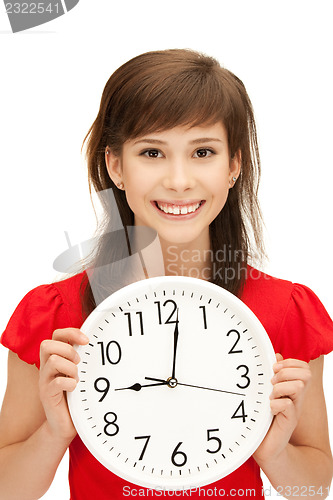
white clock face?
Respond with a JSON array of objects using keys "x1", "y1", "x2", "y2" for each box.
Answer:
[{"x1": 68, "y1": 276, "x2": 275, "y2": 490}]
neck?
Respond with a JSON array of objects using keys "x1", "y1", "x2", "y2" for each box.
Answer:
[
  {"x1": 129, "y1": 225, "x2": 213, "y2": 282},
  {"x1": 158, "y1": 234, "x2": 212, "y2": 281}
]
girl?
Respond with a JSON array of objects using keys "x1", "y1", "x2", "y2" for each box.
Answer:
[{"x1": 0, "y1": 49, "x2": 332, "y2": 499}]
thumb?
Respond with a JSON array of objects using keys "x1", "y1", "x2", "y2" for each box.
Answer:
[{"x1": 275, "y1": 353, "x2": 284, "y2": 362}]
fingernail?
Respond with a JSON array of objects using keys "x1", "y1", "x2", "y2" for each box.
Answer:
[
  {"x1": 74, "y1": 352, "x2": 81, "y2": 363},
  {"x1": 81, "y1": 333, "x2": 89, "y2": 343}
]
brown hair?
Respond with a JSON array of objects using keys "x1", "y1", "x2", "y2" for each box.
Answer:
[{"x1": 80, "y1": 49, "x2": 266, "y2": 317}]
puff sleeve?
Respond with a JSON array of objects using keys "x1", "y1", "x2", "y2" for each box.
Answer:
[
  {"x1": 0, "y1": 284, "x2": 72, "y2": 369},
  {"x1": 273, "y1": 283, "x2": 333, "y2": 362}
]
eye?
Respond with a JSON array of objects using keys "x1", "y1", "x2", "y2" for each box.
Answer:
[
  {"x1": 193, "y1": 148, "x2": 215, "y2": 158},
  {"x1": 140, "y1": 149, "x2": 163, "y2": 158}
]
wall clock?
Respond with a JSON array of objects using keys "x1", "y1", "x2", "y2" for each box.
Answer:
[{"x1": 68, "y1": 276, "x2": 275, "y2": 490}]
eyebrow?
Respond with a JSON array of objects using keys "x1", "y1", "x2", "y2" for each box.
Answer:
[{"x1": 133, "y1": 137, "x2": 223, "y2": 146}]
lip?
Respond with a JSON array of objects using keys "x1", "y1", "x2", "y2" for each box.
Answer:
[
  {"x1": 151, "y1": 200, "x2": 206, "y2": 220},
  {"x1": 154, "y1": 199, "x2": 203, "y2": 206}
]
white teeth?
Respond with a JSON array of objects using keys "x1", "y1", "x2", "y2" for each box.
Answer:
[{"x1": 156, "y1": 202, "x2": 201, "y2": 215}]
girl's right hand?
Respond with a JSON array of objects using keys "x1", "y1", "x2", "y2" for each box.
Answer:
[{"x1": 39, "y1": 328, "x2": 89, "y2": 443}]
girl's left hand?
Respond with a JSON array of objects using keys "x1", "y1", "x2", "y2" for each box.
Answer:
[{"x1": 253, "y1": 354, "x2": 312, "y2": 466}]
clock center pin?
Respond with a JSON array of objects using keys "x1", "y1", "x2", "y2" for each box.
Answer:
[{"x1": 167, "y1": 377, "x2": 178, "y2": 388}]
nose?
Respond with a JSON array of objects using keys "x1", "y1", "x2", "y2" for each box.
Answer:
[{"x1": 162, "y1": 157, "x2": 196, "y2": 192}]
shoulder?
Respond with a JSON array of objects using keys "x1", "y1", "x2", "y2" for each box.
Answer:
[
  {"x1": 240, "y1": 266, "x2": 333, "y2": 361},
  {"x1": 240, "y1": 266, "x2": 293, "y2": 346},
  {"x1": 19, "y1": 271, "x2": 87, "y2": 324},
  {"x1": 51, "y1": 271, "x2": 88, "y2": 323},
  {"x1": 240, "y1": 265, "x2": 330, "y2": 316},
  {"x1": 1, "y1": 272, "x2": 87, "y2": 367},
  {"x1": 241, "y1": 265, "x2": 293, "y2": 303}
]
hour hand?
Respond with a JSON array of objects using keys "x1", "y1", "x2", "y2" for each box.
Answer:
[{"x1": 115, "y1": 379, "x2": 168, "y2": 392}]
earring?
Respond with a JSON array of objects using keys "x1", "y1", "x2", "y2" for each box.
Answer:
[
  {"x1": 232, "y1": 177, "x2": 237, "y2": 182},
  {"x1": 117, "y1": 182, "x2": 124, "y2": 190}
]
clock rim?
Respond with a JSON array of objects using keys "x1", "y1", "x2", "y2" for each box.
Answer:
[{"x1": 68, "y1": 275, "x2": 275, "y2": 490}]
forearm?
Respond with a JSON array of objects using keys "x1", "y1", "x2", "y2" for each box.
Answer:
[
  {"x1": 0, "y1": 420, "x2": 72, "y2": 500},
  {"x1": 259, "y1": 443, "x2": 333, "y2": 499}
]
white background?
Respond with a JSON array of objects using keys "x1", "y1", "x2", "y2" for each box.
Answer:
[{"x1": 0, "y1": 1, "x2": 332, "y2": 498}]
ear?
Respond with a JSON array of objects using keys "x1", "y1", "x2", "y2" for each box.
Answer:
[
  {"x1": 229, "y1": 149, "x2": 241, "y2": 187},
  {"x1": 105, "y1": 148, "x2": 123, "y2": 186},
  {"x1": 229, "y1": 149, "x2": 241, "y2": 178}
]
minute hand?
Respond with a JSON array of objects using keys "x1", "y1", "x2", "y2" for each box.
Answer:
[
  {"x1": 171, "y1": 309, "x2": 179, "y2": 379},
  {"x1": 176, "y1": 382, "x2": 245, "y2": 396},
  {"x1": 145, "y1": 377, "x2": 245, "y2": 396}
]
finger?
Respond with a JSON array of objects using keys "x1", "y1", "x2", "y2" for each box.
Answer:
[
  {"x1": 275, "y1": 353, "x2": 284, "y2": 363},
  {"x1": 270, "y1": 398, "x2": 297, "y2": 428},
  {"x1": 272, "y1": 367, "x2": 311, "y2": 385},
  {"x1": 48, "y1": 376, "x2": 78, "y2": 397},
  {"x1": 270, "y1": 380, "x2": 305, "y2": 401},
  {"x1": 40, "y1": 339, "x2": 80, "y2": 369},
  {"x1": 52, "y1": 328, "x2": 89, "y2": 345},
  {"x1": 42, "y1": 354, "x2": 79, "y2": 382},
  {"x1": 273, "y1": 358, "x2": 309, "y2": 373}
]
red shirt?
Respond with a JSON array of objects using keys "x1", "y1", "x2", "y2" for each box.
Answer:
[{"x1": 1, "y1": 268, "x2": 333, "y2": 499}]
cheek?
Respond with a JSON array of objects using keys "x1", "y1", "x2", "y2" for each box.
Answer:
[
  {"x1": 208, "y1": 172, "x2": 230, "y2": 199},
  {"x1": 122, "y1": 166, "x2": 144, "y2": 208},
  {"x1": 207, "y1": 174, "x2": 230, "y2": 216},
  {"x1": 124, "y1": 186, "x2": 142, "y2": 214},
  {"x1": 123, "y1": 164, "x2": 158, "y2": 204},
  {"x1": 214, "y1": 190, "x2": 229, "y2": 215},
  {"x1": 123, "y1": 179, "x2": 151, "y2": 217}
]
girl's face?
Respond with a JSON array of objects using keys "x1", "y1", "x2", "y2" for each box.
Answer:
[{"x1": 106, "y1": 122, "x2": 240, "y2": 248}]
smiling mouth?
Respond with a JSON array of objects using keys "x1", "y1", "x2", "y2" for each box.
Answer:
[{"x1": 154, "y1": 201, "x2": 205, "y2": 215}]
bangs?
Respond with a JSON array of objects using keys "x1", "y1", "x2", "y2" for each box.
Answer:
[
  {"x1": 104, "y1": 51, "x2": 244, "y2": 152},
  {"x1": 120, "y1": 72, "x2": 232, "y2": 137}
]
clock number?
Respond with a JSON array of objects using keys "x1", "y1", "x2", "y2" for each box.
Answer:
[
  {"x1": 94, "y1": 377, "x2": 110, "y2": 402},
  {"x1": 236, "y1": 365, "x2": 250, "y2": 389},
  {"x1": 124, "y1": 311, "x2": 144, "y2": 336},
  {"x1": 227, "y1": 329, "x2": 243, "y2": 354},
  {"x1": 103, "y1": 412, "x2": 119, "y2": 436},
  {"x1": 199, "y1": 306, "x2": 207, "y2": 330},
  {"x1": 231, "y1": 400, "x2": 248, "y2": 423},
  {"x1": 154, "y1": 300, "x2": 178, "y2": 325},
  {"x1": 135, "y1": 435, "x2": 151, "y2": 460},
  {"x1": 206, "y1": 428, "x2": 222, "y2": 453},
  {"x1": 98, "y1": 341, "x2": 122, "y2": 365},
  {"x1": 171, "y1": 442, "x2": 187, "y2": 467}
]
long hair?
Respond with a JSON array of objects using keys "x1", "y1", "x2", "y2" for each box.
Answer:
[{"x1": 79, "y1": 49, "x2": 266, "y2": 318}]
